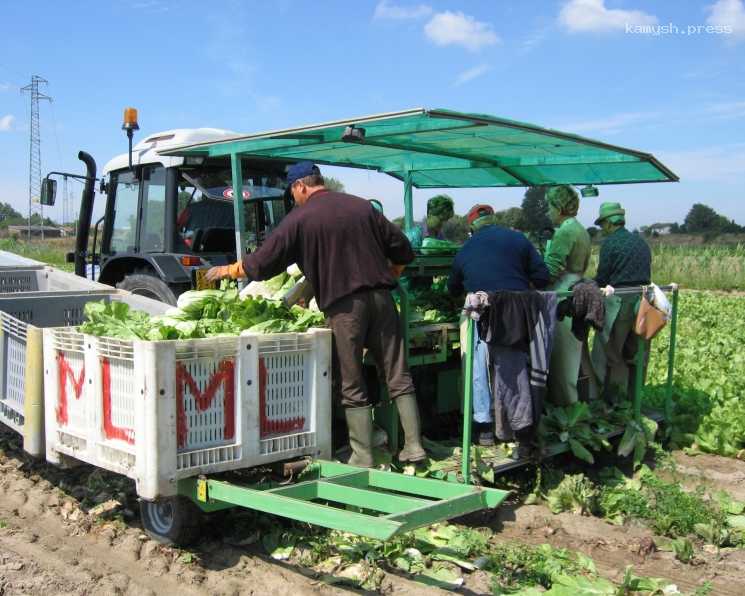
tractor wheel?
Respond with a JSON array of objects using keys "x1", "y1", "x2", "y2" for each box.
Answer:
[
  {"x1": 117, "y1": 272, "x2": 179, "y2": 305},
  {"x1": 139, "y1": 496, "x2": 201, "y2": 546}
]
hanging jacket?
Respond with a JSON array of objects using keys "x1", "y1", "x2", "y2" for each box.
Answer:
[
  {"x1": 556, "y1": 279, "x2": 605, "y2": 341},
  {"x1": 479, "y1": 291, "x2": 558, "y2": 440}
]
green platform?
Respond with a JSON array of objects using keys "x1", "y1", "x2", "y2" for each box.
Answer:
[{"x1": 180, "y1": 460, "x2": 508, "y2": 541}]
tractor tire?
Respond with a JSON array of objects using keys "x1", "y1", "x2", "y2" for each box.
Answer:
[
  {"x1": 139, "y1": 496, "x2": 202, "y2": 546},
  {"x1": 117, "y1": 272, "x2": 179, "y2": 305}
]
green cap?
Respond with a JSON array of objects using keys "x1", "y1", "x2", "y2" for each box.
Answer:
[{"x1": 594, "y1": 202, "x2": 626, "y2": 225}]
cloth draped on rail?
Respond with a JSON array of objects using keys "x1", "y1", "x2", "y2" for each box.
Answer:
[
  {"x1": 555, "y1": 279, "x2": 606, "y2": 342},
  {"x1": 465, "y1": 291, "x2": 558, "y2": 441}
]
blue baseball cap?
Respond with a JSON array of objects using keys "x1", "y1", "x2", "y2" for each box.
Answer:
[{"x1": 286, "y1": 161, "x2": 320, "y2": 186}]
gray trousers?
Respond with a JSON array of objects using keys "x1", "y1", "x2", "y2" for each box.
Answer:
[{"x1": 591, "y1": 296, "x2": 648, "y2": 402}]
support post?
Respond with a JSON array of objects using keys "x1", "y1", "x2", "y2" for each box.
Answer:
[
  {"x1": 633, "y1": 337, "x2": 645, "y2": 423},
  {"x1": 461, "y1": 318, "x2": 474, "y2": 483},
  {"x1": 403, "y1": 171, "x2": 413, "y2": 233},
  {"x1": 665, "y1": 285, "x2": 679, "y2": 400},
  {"x1": 230, "y1": 153, "x2": 246, "y2": 269}
]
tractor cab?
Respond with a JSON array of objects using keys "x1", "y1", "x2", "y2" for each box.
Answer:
[{"x1": 46, "y1": 126, "x2": 294, "y2": 304}]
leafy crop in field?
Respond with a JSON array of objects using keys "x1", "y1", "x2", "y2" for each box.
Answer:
[
  {"x1": 644, "y1": 292, "x2": 745, "y2": 458},
  {"x1": 539, "y1": 403, "x2": 610, "y2": 464},
  {"x1": 543, "y1": 465, "x2": 732, "y2": 548},
  {"x1": 599, "y1": 466, "x2": 722, "y2": 537},
  {"x1": 545, "y1": 473, "x2": 599, "y2": 515},
  {"x1": 538, "y1": 401, "x2": 657, "y2": 467}
]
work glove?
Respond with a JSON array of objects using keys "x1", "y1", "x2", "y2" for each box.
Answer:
[{"x1": 205, "y1": 261, "x2": 245, "y2": 282}]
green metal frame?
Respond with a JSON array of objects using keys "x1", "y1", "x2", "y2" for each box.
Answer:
[
  {"x1": 179, "y1": 460, "x2": 508, "y2": 541},
  {"x1": 459, "y1": 285, "x2": 681, "y2": 481},
  {"x1": 230, "y1": 153, "x2": 246, "y2": 269}
]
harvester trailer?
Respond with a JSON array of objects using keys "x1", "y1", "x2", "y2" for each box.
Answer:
[{"x1": 17, "y1": 107, "x2": 680, "y2": 544}]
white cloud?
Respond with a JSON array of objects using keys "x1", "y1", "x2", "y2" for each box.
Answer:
[
  {"x1": 454, "y1": 64, "x2": 490, "y2": 86},
  {"x1": 0, "y1": 115, "x2": 14, "y2": 131},
  {"x1": 707, "y1": 0, "x2": 745, "y2": 39},
  {"x1": 559, "y1": 0, "x2": 657, "y2": 33},
  {"x1": 521, "y1": 27, "x2": 550, "y2": 52},
  {"x1": 373, "y1": 0, "x2": 431, "y2": 20},
  {"x1": 0, "y1": 83, "x2": 12, "y2": 92},
  {"x1": 424, "y1": 11, "x2": 499, "y2": 51},
  {"x1": 559, "y1": 111, "x2": 659, "y2": 135},
  {"x1": 704, "y1": 100, "x2": 745, "y2": 119}
]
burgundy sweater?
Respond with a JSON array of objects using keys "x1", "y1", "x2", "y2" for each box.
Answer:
[{"x1": 241, "y1": 190, "x2": 414, "y2": 311}]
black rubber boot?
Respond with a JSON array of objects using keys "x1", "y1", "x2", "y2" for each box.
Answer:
[
  {"x1": 395, "y1": 394, "x2": 427, "y2": 463},
  {"x1": 344, "y1": 405, "x2": 375, "y2": 468}
]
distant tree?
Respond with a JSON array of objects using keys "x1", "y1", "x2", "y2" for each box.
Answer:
[
  {"x1": 441, "y1": 215, "x2": 469, "y2": 243},
  {"x1": 324, "y1": 176, "x2": 345, "y2": 192},
  {"x1": 669, "y1": 222, "x2": 681, "y2": 234},
  {"x1": 683, "y1": 203, "x2": 721, "y2": 233},
  {"x1": 493, "y1": 207, "x2": 524, "y2": 230},
  {"x1": 0, "y1": 202, "x2": 23, "y2": 221},
  {"x1": 683, "y1": 203, "x2": 743, "y2": 234},
  {"x1": 520, "y1": 187, "x2": 552, "y2": 239},
  {"x1": 0, "y1": 202, "x2": 24, "y2": 228},
  {"x1": 29, "y1": 213, "x2": 59, "y2": 227}
]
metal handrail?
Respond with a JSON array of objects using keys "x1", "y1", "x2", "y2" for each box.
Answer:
[{"x1": 461, "y1": 283, "x2": 680, "y2": 483}]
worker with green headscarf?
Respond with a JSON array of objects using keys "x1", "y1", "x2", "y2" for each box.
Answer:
[
  {"x1": 422, "y1": 195, "x2": 455, "y2": 239},
  {"x1": 592, "y1": 202, "x2": 652, "y2": 403},
  {"x1": 543, "y1": 185, "x2": 591, "y2": 405}
]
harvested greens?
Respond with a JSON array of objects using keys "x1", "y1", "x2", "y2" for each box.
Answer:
[
  {"x1": 80, "y1": 287, "x2": 325, "y2": 341},
  {"x1": 399, "y1": 276, "x2": 461, "y2": 324}
]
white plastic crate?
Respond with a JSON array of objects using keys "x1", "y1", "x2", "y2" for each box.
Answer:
[
  {"x1": 43, "y1": 327, "x2": 332, "y2": 499},
  {"x1": 0, "y1": 290, "x2": 162, "y2": 456},
  {"x1": 0, "y1": 266, "x2": 110, "y2": 295},
  {"x1": 0, "y1": 250, "x2": 42, "y2": 268}
]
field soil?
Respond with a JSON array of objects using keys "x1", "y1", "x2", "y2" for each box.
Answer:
[{"x1": 3, "y1": 425, "x2": 745, "y2": 595}]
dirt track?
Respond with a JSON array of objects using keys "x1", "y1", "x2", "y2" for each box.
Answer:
[
  {"x1": 0, "y1": 426, "x2": 446, "y2": 595},
  {"x1": 2, "y1": 423, "x2": 745, "y2": 595}
]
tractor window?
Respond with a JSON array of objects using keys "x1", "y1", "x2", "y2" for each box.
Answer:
[
  {"x1": 175, "y1": 165, "x2": 289, "y2": 254},
  {"x1": 110, "y1": 170, "x2": 139, "y2": 253},
  {"x1": 176, "y1": 177, "x2": 235, "y2": 253},
  {"x1": 140, "y1": 166, "x2": 166, "y2": 252}
]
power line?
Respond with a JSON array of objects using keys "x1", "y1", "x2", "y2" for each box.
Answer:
[{"x1": 20, "y1": 75, "x2": 52, "y2": 240}]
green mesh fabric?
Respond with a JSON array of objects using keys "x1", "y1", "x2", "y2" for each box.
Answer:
[{"x1": 163, "y1": 108, "x2": 677, "y2": 188}]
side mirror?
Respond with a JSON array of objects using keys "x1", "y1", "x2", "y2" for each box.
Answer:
[
  {"x1": 65, "y1": 252, "x2": 75, "y2": 264},
  {"x1": 40, "y1": 178, "x2": 57, "y2": 206}
]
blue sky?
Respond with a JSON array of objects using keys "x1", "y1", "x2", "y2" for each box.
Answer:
[{"x1": 1, "y1": 0, "x2": 744, "y2": 229}]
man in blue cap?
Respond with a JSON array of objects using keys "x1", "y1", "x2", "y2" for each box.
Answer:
[{"x1": 206, "y1": 161, "x2": 426, "y2": 467}]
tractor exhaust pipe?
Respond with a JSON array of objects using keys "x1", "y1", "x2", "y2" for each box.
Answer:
[{"x1": 74, "y1": 151, "x2": 97, "y2": 277}]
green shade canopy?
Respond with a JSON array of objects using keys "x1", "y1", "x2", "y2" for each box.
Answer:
[{"x1": 161, "y1": 108, "x2": 678, "y2": 188}]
